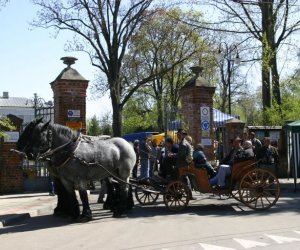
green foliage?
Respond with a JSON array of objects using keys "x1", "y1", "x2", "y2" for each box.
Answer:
[
  {"x1": 86, "y1": 115, "x2": 101, "y2": 136},
  {"x1": 122, "y1": 96, "x2": 158, "y2": 134},
  {"x1": 87, "y1": 114, "x2": 113, "y2": 136},
  {"x1": 232, "y1": 93, "x2": 263, "y2": 126},
  {"x1": 0, "y1": 117, "x2": 15, "y2": 138}
]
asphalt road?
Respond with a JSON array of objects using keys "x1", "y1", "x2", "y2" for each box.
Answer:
[{"x1": 1, "y1": 190, "x2": 300, "y2": 250}]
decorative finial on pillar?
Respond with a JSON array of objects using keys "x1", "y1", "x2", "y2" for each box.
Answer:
[
  {"x1": 61, "y1": 56, "x2": 78, "y2": 68},
  {"x1": 190, "y1": 65, "x2": 209, "y2": 86},
  {"x1": 190, "y1": 66, "x2": 204, "y2": 78}
]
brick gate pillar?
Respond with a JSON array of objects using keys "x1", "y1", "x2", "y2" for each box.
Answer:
[
  {"x1": 224, "y1": 118, "x2": 245, "y2": 156},
  {"x1": 50, "y1": 57, "x2": 89, "y2": 133},
  {"x1": 0, "y1": 115, "x2": 24, "y2": 193},
  {"x1": 179, "y1": 66, "x2": 216, "y2": 160}
]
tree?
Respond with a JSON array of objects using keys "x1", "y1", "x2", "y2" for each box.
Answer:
[
  {"x1": 124, "y1": 9, "x2": 210, "y2": 131},
  {"x1": 122, "y1": 96, "x2": 157, "y2": 134},
  {"x1": 0, "y1": 117, "x2": 15, "y2": 138},
  {"x1": 189, "y1": 0, "x2": 300, "y2": 119},
  {"x1": 87, "y1": 113, "x2": 113, "y2": 136},
  {"x1": 86, "y1": 115, "x2": 101, "y2": 136},
  {"x1": 99, "y1": 112, "x2": 113, "y2": 136},
  {"x1": 0, "y1": 0, "x2": 9, "y2": 7},
  {"x1": 32, "y1": 0, "x2": 159, "y2": 136},
  {"x1": 264, "y1": 70, "x2": 300, "y2": 125}
]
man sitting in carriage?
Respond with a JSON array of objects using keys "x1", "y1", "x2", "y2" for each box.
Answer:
[
  {"x1": 209, "y1": 136, "x2": 254, "y2": 189},
  {"x1": 193, "y1": 143, "x2": 216, "y2": 178},
  {"x1": 159, "y1": 137, "x2": 179, "y2": 179}
]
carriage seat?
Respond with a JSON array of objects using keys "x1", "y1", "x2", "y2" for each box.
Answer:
[
  {"x1": 178, "y1": 163, "x2": 213, "y2": 193},
  {"x1": 231, "y1": 159, "x2": 257, "y2": 181}
]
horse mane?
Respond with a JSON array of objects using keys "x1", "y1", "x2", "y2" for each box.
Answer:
[{"x1": 51, "y1": 123, "x2": 78, "y2": 139}]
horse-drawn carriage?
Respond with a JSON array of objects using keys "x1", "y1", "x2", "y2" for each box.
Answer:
[
  {"x1": 14, "y1": 118, "x2": 280, "y2": 221},
  {"x1": 133, "y1": 159, "x2": 280, "y2": 211}
]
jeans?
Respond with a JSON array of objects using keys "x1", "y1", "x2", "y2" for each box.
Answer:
[
  {"x1": 209, "y1": 164, "x2": 231, "y2": 187},
  {"x1": 140, "y1": 158, "x2": 150, "y2": 178}
]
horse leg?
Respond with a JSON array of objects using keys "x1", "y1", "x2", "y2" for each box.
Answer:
[
  {"x1": 126, "y1": 184, "x2": 134, "y2": 210},
  {"x1": 114, "y1": 182, "x2": 132, "y2": 217},
  {"x1": 53, "y1": 178, "x2": 69, "y2": 217},
  {"x1": 60, "y1": 178, "x2": 80, "y2": 220},
  {"x1": 78, "y1": 190, "x2": 92, "y2": 222},
  {"x1": 103, "y1": 178, "x2": 116, "y2": 211}
]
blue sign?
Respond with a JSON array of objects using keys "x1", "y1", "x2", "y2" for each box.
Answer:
[
  {"x1": 67, "y1": 109, "x2": 80, "y2": 118},
  {"x1": 67, "y1": 110, "x2": 74, "y2": 117},
  {"x1": 202, "y1": 120, "x2": 210, "y2": 130}
]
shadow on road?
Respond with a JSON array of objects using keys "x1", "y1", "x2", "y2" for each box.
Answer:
[{"x1": 1, "y1": 192, "x2": 299, "y2": 235}]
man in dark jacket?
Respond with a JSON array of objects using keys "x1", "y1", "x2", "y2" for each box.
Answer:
[
  {"x1": 256, "y1": 137, "x2": 279, "y2": 175},
  {"x1": 160, "y1": 137, "x2": 178, "y2": 178},
  {"x1": 249, "y1": 132, "x2": 262, "y2": 156},
  {"x1": 175, "y1": 129, "x2": 195, "y2": 199}
]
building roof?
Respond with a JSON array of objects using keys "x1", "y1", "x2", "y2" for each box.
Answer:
[{"x1": 0, "y1": 97, "x2": 34, "y2": 108}]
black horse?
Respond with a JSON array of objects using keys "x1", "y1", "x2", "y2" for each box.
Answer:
[{"x1": 16, "y1": 118, "x2": 136, "y2": 220}]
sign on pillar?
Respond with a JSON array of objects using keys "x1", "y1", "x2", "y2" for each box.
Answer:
[{"x1": 200, "y1": 106, "x2": 212, "y2": 146}]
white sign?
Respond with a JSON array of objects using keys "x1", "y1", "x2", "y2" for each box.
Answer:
[
  {"x1": 200, "y1": 107, "x2": 210, "y2": 122},
  {"x1": 201, "y1": 138, "x2": 212, "y2": 146},
  {"x1": 67, "y1": 109, "x2": 81, "y2": 118},
  {"x1": 4, "y1": 132, "x2": 19, "y2": 142},
  {"x1": 200, "y1": 107, "x2": 210, "y2": 133}
]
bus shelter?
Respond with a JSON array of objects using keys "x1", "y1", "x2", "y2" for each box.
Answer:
[{"x1": 285, "y1": 120, "x2": 300, "y2": 191}]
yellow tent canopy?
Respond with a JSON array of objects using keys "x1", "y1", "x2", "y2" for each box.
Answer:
[{"x1": 149, "y1": 131, "x2": 178, "y2": 145}]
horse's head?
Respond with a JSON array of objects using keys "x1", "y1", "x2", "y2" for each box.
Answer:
[{"x1": 17, "y1": 118, "x2": 51, "y2": 160}]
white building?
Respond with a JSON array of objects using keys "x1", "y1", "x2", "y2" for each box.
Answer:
[{"x1": 0, "y1": 91, "x2": 35, "y2": 125}]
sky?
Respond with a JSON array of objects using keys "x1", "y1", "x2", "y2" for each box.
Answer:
[{"x1": 0, "y1": 0, "x2": 111, "y2": 119}]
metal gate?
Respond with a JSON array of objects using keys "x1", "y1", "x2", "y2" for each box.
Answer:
[{"x1": 22, "y1": 94, "x2": 54, "y2": 191}]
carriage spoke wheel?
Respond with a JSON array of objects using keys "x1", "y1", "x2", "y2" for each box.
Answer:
[
  {"x1": 163, "y1": 181, "x2": 189, "y2": 212},
  {"x1": 135, "y1": 185, "x2": 159, "y2": 205},
  {"x1": 231, "y1": 181, "x2": 242, "y2": 202},
  {"x1": 239, "y1": 168, "x2": 280, "y2": 210}
]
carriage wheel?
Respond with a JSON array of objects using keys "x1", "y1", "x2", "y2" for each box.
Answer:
[
  {"x1": 163, "y1": 181, "x2": 189, "y2": 212},
  {"x1": 135, "y1": 185, "x2": 159, "y2": 205},
  {"x1": 239, "y1": 168, "x2": 280, "y2": 210},
  {"x1": 231, "y1": 182, "x2": 242, "y2": 202}
]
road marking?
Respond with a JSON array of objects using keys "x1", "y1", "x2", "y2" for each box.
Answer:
[
  {"x1": 265, "y1": 234, "x2": 300, "y2": 244},
  {"x1": 233, "y1": 238, "x2": 269, "y2": 249},
  {"x1": 199, "y1": 243, "x2": 236, "y2": 250},
  {"x1": 294, "y1": 231, "x2": 300, "y2": 234}
]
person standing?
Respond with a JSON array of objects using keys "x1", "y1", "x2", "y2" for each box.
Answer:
[
  {"x1": 132, "y1": 140, "x2": 140, "y2": 178},
  {"x1": 139, "y1": 137, "x2": 151, "y2": 179},
  {"x1": 256, "y1": 137, "x2": 279, "y2": 175},
  {"x1": 176, "y1": 129, "x2": 193, "y2": 168},
  {"x1": 249, "y1": 132, "x2": 262, "y2": 156},
  {"x1": 149, "y1": 139, "x2": 160, "y2": 177},
  {"x1": 175, "y1": 129, "x2": 194, "y2": 199}
]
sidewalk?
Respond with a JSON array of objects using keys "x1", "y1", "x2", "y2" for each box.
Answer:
[
  {"x1": 0, "y1": 192, "x2": 57, "y2": 227},
  {"x1": 0, "y1": 178, "x2": 297, "y2": 228}
]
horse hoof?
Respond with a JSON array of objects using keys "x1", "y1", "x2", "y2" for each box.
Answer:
[
  {"x1": 113, "y1": 213, "x2": 122, "y2": 218},
  {"x1": 77, "y1": 216, "x2": 92, "y2": 223},
  {"x1": 53, "y1": 210, "x2": 68, "y2": 218},
  {"x1": 103, "y1": 204, "x2": 110, "y2": 210},
  {"x1": 113, "y1": 212, "x2": 127, "y2": 218}
]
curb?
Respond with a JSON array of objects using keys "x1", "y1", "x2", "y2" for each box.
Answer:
[
  {"x1": 0, "y1": 213, "x2": 30, "y2": 228},
  {"x1": 0, "y1": 201, "x2": 57, "y2": 228}
]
